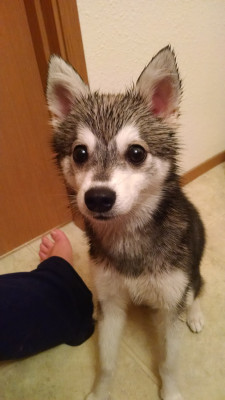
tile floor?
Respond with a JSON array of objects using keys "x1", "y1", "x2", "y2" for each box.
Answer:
[{"x1": 0, "y1": 163, "x2": 224, "y2": 400}]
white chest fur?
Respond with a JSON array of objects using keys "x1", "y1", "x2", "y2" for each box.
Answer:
[{"x1": 93, "y1": 261, "x2": 188, "y2": 311}]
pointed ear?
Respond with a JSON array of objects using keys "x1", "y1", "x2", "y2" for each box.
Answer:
[
  {"x1": 46, "y1": 55, "x2": 89, "y2": 127},
  {"x1": 136, "y1": 46, "x2": 182, "y2": 121}
]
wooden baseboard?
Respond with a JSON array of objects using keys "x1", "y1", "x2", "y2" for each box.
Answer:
[{"x1": 181, "y1": 150, "x2": 225, "y2": 186}]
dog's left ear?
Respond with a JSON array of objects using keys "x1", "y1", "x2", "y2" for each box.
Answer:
[
  {"x1": 136, "y1": 46, "x2": 182, "y2": 121},
  {"x1": 46, "y1": 55, "x2": 89, "y2": 127}
]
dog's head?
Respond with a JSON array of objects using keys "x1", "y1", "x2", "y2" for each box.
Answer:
[{"x1": 46, "y1": 46, "x2": 181, "y2": 224}]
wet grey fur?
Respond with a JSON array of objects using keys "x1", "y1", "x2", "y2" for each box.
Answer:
[
  {"x1": 49, "y1": 47, "x2": 205, "y2": 305},
  {"x1": 53, "y1": 90, "x2": 177, "y2": 163}
]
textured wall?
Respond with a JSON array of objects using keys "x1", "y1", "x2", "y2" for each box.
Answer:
[{"x1": 77, "y1": 0, "x2": 225, "y2": 172}]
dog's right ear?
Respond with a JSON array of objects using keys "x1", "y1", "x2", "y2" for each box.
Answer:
[
  {"x1": 136, "y1": 46, "x2": 182, "y2": 123},
  {"x1": 46, "y1": 55, "x2": 89, "y2": 127}
]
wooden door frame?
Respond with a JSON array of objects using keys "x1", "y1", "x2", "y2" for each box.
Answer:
[
  {"x1": 24, "y1": 0, "x2": 88, "y2": 91},
  {"x1": 24, "y1": 0, "x2": 87, "y2": 231}
]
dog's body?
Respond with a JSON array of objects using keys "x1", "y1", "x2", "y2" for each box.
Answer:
[{"x1": 47, "y1": 47, "x2": 205, "y2": 400}]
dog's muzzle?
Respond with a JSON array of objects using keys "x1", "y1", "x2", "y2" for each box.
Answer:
[{"x1": 85, "y1": 187, "x2": 116, "y2": 213}]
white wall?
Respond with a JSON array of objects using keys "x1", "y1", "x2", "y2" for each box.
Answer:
[{"x1": 77, "y1": 0, "x2": 225, "y2": 172}]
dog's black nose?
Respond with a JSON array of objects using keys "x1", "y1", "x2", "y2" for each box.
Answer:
[{"x1": 85, "y1": 187, "x2": 116, "y2": 213}]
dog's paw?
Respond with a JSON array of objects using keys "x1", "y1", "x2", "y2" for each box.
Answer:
[
  {"x1": 187, "y1": 306, "x2": 204, "y2": 333},
  {"x1": 85, "y1": 393, "x2": 110, "y2": 400},
  {"x1": 186, "y1": 297, "x2": 204, "y2": 333},
  {"x1": 187, "y1": 313, "x2": 204, "y2": 333},
  {"x1": 160, "y1": 388, "x2": 184, "y2": 400},
  {"x1": 86, "y1": 394, "x2": 94, "y2": 400},
  {"x1": 86, "y1": 393, "x2": 98, "y2": 400},
  {"x1": 161, "y1": 395, "x2": 183, "y2": 400}
]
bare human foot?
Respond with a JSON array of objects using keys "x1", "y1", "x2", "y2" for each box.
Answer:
[{"x1": 39, "y1": 229, "x2": 73, "y2": 266}]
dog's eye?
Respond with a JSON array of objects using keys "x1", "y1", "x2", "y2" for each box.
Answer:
[
  {"x1": 126, "y1": 145, "x2": 147, "y2": 165},
  {"x1": 73, "y1": 145, "x2": 88, "y2": 164}
]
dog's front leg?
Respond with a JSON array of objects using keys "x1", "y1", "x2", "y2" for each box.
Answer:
[
  {"x1": 86, "y1": 299, "x2": 127, "y2": 400},
  {"x1": 157, "y1": 310, "x2": 183, "y2": 400}
]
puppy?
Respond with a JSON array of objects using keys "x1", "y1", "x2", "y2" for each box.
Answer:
[{"x1": 47, "y1": 46, "x2": 205, "y2": 400}]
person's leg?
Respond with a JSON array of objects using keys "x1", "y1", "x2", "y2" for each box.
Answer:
[{"x1": 0, "y1": 229, "x2": 94, "y2": 360}]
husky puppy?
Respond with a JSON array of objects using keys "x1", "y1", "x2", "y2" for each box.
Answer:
[{"x1": 47, "y1": 46, "x2": 205, "y2": 400}]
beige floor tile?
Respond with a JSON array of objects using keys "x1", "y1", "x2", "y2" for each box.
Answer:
[
  {"x1": 0, "y1": 330, "x2": 158, "y2": 400},
  {"x1": 122, "y1": 305, "x2": 161, "y2": 381},
  {"x1": 183, "y1": 163, "x2": 225, "y2": 228},
  {"x1": 111, "y1": 341, "x2": 159, "y2": 400},
  {"x1": 0, "y1": 337, "x2": 97, "y2": 400},
  {"x1": 0, "y1": 244, "x2": 38, "y2": 275}
]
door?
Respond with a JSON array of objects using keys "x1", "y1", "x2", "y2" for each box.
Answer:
[{"x1": 0, "y1": 0, "x2": 87, "y2": 255}]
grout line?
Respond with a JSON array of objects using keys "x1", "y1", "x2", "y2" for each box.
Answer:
[{"x1": 121, "y1": 340, "x2": 158, "y2": 385}]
